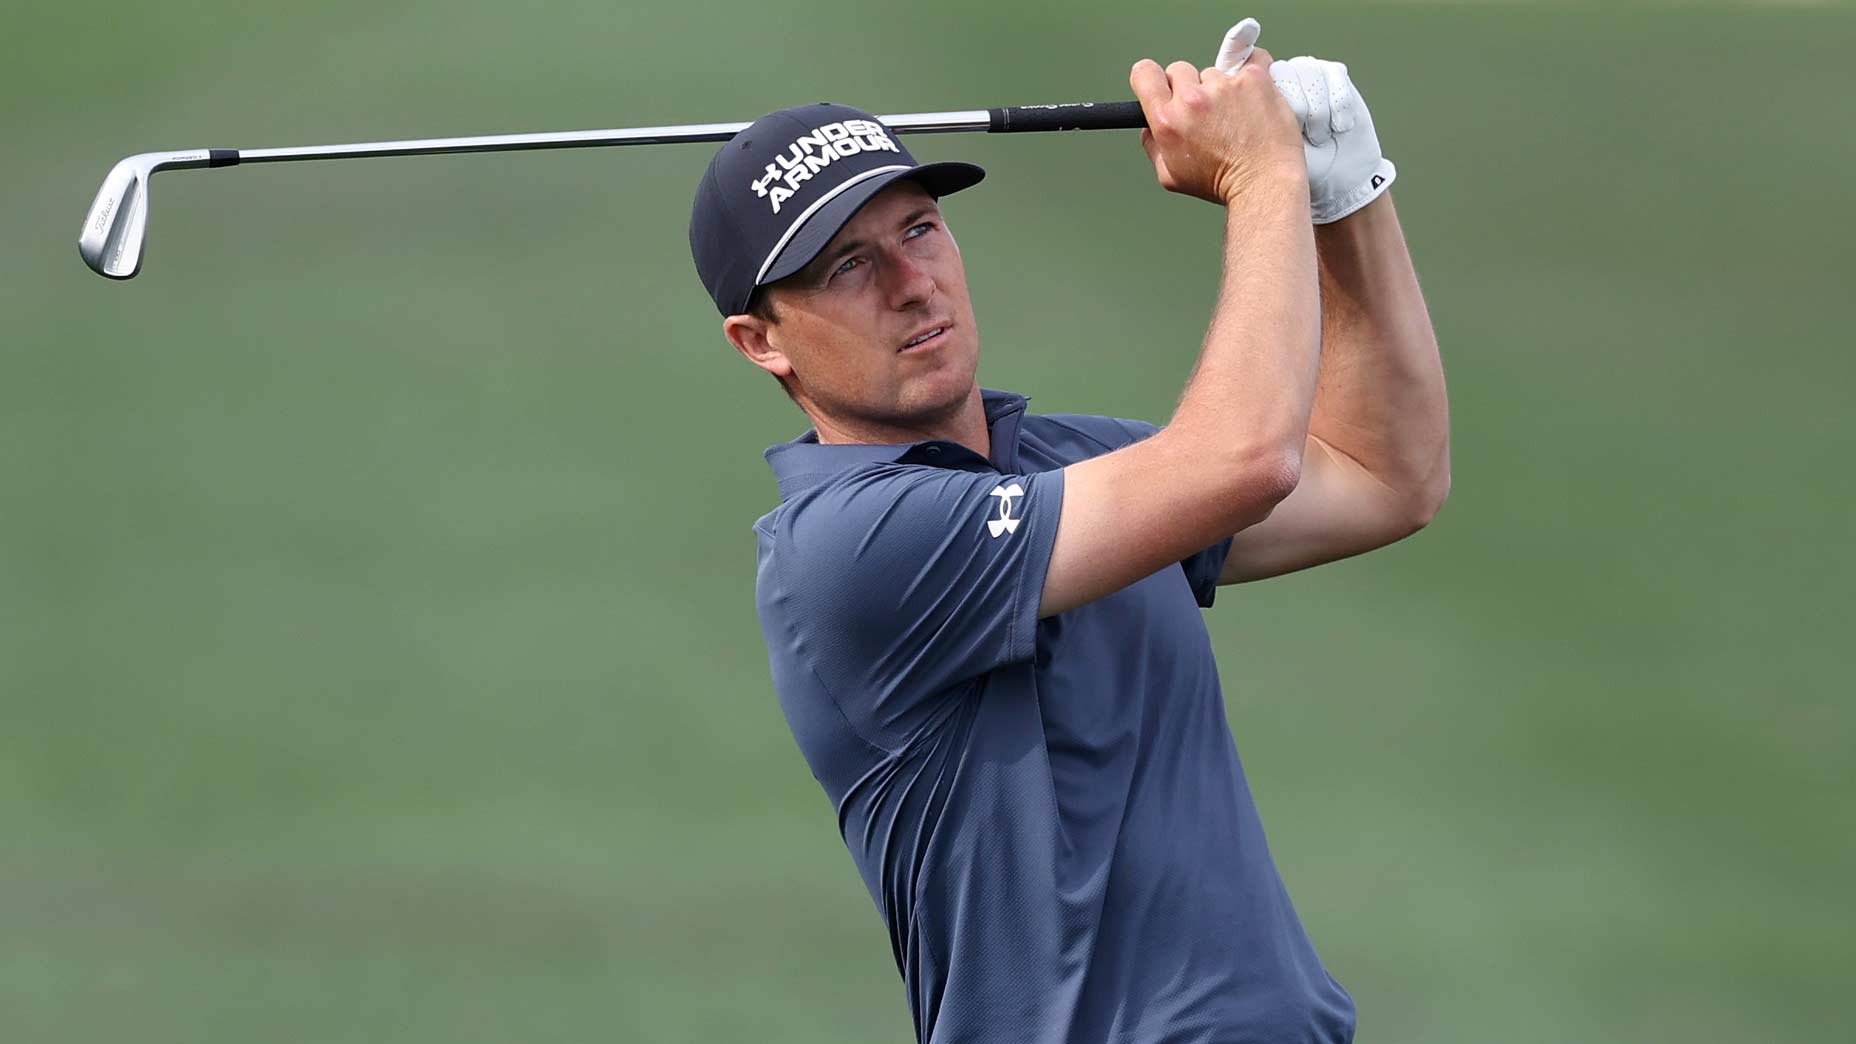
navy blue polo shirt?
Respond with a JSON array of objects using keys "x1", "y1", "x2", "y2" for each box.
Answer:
[{"x1": 753, "y1": 389, "x2": 1355, "y2": 1044}]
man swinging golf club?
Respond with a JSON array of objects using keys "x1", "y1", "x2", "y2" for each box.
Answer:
[{"x1": 689, "y1": 17, "x2": 1449, "y2": 1043}]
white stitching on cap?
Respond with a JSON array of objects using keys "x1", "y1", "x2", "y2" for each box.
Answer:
[{"x1": 753, "y1": 165, "x2": 913, "y2": 286}]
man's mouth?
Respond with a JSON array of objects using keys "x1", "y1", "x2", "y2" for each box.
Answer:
[{"x1": 900, "y1": 325, "x2": 949, "y2": 352}]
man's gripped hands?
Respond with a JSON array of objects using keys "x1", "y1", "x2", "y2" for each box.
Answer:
[
  {"x1": 1136, "y1": 17, "x2": 1398, "y2": 223},
  {"x1": 1130, "y1": 43, "x2": 1306, "y2": 207},
  {"x1": 1262, "y1": 55, "x2": 1397, "y2": 223}
]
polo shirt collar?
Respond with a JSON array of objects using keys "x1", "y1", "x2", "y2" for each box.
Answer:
[{"x1": 765, "y1": 388, "x2": 1029, "y2": 500}]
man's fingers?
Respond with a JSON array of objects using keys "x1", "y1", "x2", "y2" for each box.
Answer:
[
  {"x1": 1326, "y1": 61, "x2": 1358, "y2": 135},
  {"x1": 1165, "y1": 60, "x2": 1201, "y2": 98},
  {"x1": 1203, "y1": 46, "x2": 1269, "y2": 86},
  {"x1": 1130, "y1": 58, "x2": 1171, "y2": 100},
  {"x1": 1214, "y1": 17, "x2": 1262, "y2": 74},
  {"x1": 1271, "y1": 63, "x2": 1308, "y2": 122},
  {"x1": 1130, "y1": 58, "x2": 1173, "y2": 126},
  {"x1": 1268, "y1": 56, "x2": 1331, "y2": 145},
  {"x1": 1293, "y1": 58, "x2": 1334, "y2": 146}
]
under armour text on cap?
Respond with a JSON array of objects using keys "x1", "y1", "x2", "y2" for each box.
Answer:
[{"x1": 690, "y1": 102, "x2": 985, "y2": 316}]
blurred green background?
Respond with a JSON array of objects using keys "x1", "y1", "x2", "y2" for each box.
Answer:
[{"x1": 5, "y1": 1, "x2": 1852, "y2": 1041}]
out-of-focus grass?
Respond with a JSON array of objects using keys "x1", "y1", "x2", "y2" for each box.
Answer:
[{"x1": 3, "y1": 2, "x2": 1851, "y2": 1041}]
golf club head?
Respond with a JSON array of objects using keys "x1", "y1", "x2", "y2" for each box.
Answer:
[{"x1": 79, "y1": 154, "x2": 160, "y2": 279}]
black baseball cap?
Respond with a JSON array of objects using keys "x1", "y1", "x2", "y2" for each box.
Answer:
[{"x1": 689, "y1": 102, "x2": 985, "y2": 316}]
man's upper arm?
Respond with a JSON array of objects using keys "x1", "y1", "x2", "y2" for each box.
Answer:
[
  {"x1": 769, "y1": 463, "x2": 1062, "y2": 745},
  {"x1": 1042, "y1": 418, "x2": 1433, "y2": 592},
  {"x1": 1036, "y1": 416, "x2": 1234, "y2": 611},
  {"x1": 1216, "y1": 433, "x2": 1430, "y2": 584},
  {"x1": 1041, "y1": 420, "x2": 1295, "y2": 617}
]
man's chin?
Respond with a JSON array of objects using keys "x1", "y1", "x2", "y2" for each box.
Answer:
[
  {"x1": 902, "y1": 369, "x2": 979, "y2": 422},
  {"x1": 801, "y1": 358, "x2": 981, "y2": 439},
  {"x1": 830, "y1": 385, "x2": 971, "y2": 437}
]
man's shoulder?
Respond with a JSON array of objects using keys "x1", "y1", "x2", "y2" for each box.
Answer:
[
  {"x1": 753, "y1": 459, "x2": 956, "y2": 547},
  {"x1": 1022, "y1": 411, "x2": 1163, "y2": 461}
]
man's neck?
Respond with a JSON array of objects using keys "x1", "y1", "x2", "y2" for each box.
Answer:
[{"x1": 810, "y1": 386, "x2": 991, "y2": 459}]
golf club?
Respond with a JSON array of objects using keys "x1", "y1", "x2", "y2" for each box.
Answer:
[{"x1": 78, "y1": 101, "x2": 1146, "y2": 281}]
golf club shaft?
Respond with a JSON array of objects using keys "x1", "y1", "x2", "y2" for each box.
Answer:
[
  {"x1": 80, "y1": 101, "x2": 1147, "y2": 280},
  {"x1": 198, "y1": 102, "x2": 1145, "y2": 167}
]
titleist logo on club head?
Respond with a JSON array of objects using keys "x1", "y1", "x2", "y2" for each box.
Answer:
[
  {"x1": 92, "y1": 197, "x2": 116, "y2": 234},
  {"x1": 749, "y1": 120, "x2": 900, "y2": 214}
]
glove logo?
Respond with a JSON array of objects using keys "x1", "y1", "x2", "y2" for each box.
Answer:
[
  {"x1": 1371, "y1": 173, "x2": 1385, "y2": 190},
  {"x1": 987, "y1": 484, "x2": 1025, "y2": 538}
]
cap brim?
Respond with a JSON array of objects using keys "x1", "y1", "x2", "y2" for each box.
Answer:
[{"x1": 754, "y1": 161, "x2": 985, "y2": 293}]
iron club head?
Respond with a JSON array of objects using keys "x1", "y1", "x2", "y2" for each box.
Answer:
[
  {"x1": 79, "y1": 154, "x2": 156, "y2": 279},
  {"x1": 79, "y1": 151, "x2": 212, "y2": 280}
]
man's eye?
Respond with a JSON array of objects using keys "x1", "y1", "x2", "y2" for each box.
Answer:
[
  {"x1": 905, "y1": 222, "x2": 936, "y2": 239},
  {"x1": 832, "y1": 257, "x2": 862, "y2": 279}
]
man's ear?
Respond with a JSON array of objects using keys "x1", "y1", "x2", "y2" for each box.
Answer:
[{"x1": 723, "y1": 313, "x2": 794, "y2": 380}]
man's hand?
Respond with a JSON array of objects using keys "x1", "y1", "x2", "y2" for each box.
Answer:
[
  {"x1": 1266, "y1": 57, "x2": 1396, "y2": 223},
  {"x1": 1211, "y1": 19, "x2": 1398, "y2": 224},
  {"x1": 1129, "y1": 44, "x2": 1305, "y2": 206}
]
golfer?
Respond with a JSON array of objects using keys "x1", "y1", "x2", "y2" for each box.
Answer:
[{"x1": 688, "y1": 20, "x2": 1447, "y2": 1043}]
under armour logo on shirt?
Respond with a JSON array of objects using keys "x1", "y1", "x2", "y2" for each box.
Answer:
[{"x1": 988, "y1": 483, "x2": 1025, "y2": 538}]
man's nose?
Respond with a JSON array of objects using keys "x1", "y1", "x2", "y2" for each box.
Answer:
[{"x1": 883, "y1": 251, "x2": 936, "y2": 309}]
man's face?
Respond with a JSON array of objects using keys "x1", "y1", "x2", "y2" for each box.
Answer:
[{"x1": 736, "y1": 181, "x2": 979, "y2": 432}]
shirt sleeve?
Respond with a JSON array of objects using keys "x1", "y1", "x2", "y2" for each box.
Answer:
[
  {"x1": 767, "y1": 462, "x2": 1063, "y2": 749},
  {"x1": 1046, "y1": 414, "x2": 1234, "y2": 608}
]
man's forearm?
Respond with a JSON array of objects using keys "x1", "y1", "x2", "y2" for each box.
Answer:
[
  {"x1": 1040, "y1": 57, "x2": 1323, "y2": 617},
  {"x1": 1167, "y1": 167, "x2": 1323, "y2": 484},
  {"x1": 1310, "y1": 193, "x2": 1449, "y2": 509}
]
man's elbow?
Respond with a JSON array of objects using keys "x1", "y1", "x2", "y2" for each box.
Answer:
[
  {"x1": 1250, "y1": 444, "x2": 1307, "y2": 508},
  {"x1": 1155, "y1": 410, "x2": 1307, "y2": 512},
  {"x1": 1396, "y1": 462, "x2": 1451, "y2": 537},
  {"x1": 1212, "y1": 443, "x2": 1305, "y2": 530}
]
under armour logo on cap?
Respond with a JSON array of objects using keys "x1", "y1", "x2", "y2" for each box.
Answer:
[
  {"x1": 689, "y1": 102, "x2": 986, "y2": 317},
  {"x1": 749, "y1": 119, "x2": 903, "y2": 214}
]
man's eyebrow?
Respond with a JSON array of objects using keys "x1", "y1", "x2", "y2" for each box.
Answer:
[
  {"x1": 810, "y1": 205, "x2": 942, "y2": 276},
  {"x1": 896, "y1": 205, "x2": 939, "y2": 229},
  {"x1": 812, "y1": 235, "x2": 870, "y2": 276}
]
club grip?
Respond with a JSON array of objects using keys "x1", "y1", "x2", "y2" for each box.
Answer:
[{"x1": 988, "y1": 101, "x2": 1146, "y2": 133}]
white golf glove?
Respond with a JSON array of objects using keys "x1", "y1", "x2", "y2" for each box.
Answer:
[{"x1": 1216, "y1": 18, "x2": 1397, "y2": 223}]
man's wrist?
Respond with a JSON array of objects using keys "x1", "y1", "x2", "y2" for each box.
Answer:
[
  {"x1": 1222, "y1": 160, "x2": 1310, "y2": 210},
  {"x1": 1312, "y1": 158, "x2": 1396, "y2": 224}
]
